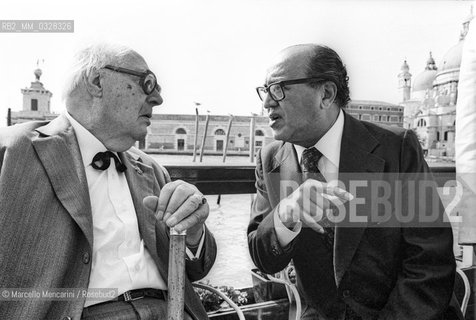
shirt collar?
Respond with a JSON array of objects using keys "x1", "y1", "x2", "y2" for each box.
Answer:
[
  {"x1": 294, "y1": 108, "x2": 344, "y2": 168},
  {"x1": 64, "y1": 111, "x2": 108, "y2": 168}
]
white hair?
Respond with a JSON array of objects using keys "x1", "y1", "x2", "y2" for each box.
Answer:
[{"x1": 62, "y1": 43, "x2": 135, "y2": 101}]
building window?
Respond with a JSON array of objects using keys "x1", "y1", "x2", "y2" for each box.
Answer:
[
  {"x1": 437, "y1": 132, "x2": 440, "y2": 141},
  {"x1": 444, "y1": 131, "x2": 449, "y2": 141},
  {"x1": 390, "y1": 116, "x2": 398, "y2": 122},
  {"x1": 374, "y1": 115, "x2": 379, "y2": 121},
  {"x1": 175, "y1": 128, "x2": 187, "y2": 134},
  {"x1": 256, "y1": 141, "x2": 263, "y2": 147},
  {"x1": 216, "y1": 140, "x2": 224, "y2": 151},
  {"x1": 255, "y1": 130, "x2": 264, "y2": 136},
  {"x1": 215, "y1": 129, "x2": 226, "y2": 135},
  {"x1": 381, "y1": 115, "x2": 387, "y2": 122},
  {"x1": 177, "y1": 139, "x2": 185, "y2": 151},
  {"x1": 362, "y1": 114, "x2": 371, "y2": 121},
  {"x1": 31, "y1": 99, "x2": 38, "y2": 111}
]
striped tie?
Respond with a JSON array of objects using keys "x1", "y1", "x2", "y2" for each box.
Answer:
[{"x1": 301, "y1": 147, "x2": 335, "y2": 251}]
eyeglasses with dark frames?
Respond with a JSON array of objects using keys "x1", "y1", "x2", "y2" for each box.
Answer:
[
  {"x1": 256, "y1": 77, "x2": 327, "y2": 102},
  {"x1": 103, "y1": 65, "x2": 160, "y2": 95}
]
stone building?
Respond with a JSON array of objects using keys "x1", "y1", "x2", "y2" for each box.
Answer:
[
  {"x1": 344, "y1": 100, "x2": 403, "y2": 127},
  {"x1": 145, "y1": 114, "x2": 273, "y2": 155},
  {"x1": 399, "y1": 7, "x2": 474, "y2": 158}
]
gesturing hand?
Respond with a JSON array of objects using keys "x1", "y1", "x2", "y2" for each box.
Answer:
[{"x1": 277, "y1": 179, "x2": 353, "y2": 233}]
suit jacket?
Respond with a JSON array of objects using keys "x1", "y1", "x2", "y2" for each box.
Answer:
[
  {"x1": 248, "y1": 112, "x2": 461, "y2": 320},
  {"x1": 0, "y1": 114, "x2": 217, "y2": 320}
]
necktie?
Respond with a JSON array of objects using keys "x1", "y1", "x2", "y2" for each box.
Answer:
[
  {"x1": 91, "y1": 151, "x2": 127, "y2": 173},
  {"x1": 301, "y1": 147, "x2": 335, "y2": 251}
]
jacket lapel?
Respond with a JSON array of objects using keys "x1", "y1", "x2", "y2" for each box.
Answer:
[
  {"x1": 32, "y1": 114, "x2": 93, "y2": 248},
  {"x1": 334, "y1": 112, "x2": 385, "y2": 286},
  {"x1": 121, "y1": 151, "x2": 169, "y2": 280},
  {"x1": 268, "y1": 142, "x2": 303, "y2": 206}
]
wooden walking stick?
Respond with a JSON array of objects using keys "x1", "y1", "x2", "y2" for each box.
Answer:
[{"x1": 167, "y1": 227, "x2": 187, "y2": 320}]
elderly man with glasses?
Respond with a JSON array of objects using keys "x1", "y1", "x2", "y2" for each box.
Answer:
[
  {"x1": 248, "y1": 44, "x2": 462, "y2": 320},
  {"x1": 0, "y1": 43, "x2": 216, "y2": 320}
]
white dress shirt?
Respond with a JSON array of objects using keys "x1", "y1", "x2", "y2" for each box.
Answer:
[{"x1": 274, "y1": 109, "x2": 344, "y2": 247}]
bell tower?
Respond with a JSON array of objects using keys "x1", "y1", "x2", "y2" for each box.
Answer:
[
  {"x1": 20, "y1": 61, "x2": 52, "y2": 113},
  {"x1": 398, "y1": 60, "x2": 412, "y2": 102}
]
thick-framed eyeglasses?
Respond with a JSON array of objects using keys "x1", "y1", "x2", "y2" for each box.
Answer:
[
  {"x1": 103, "y1": 65, "x2": 160, "y2": 95},
  {"x1": 256, "y1": 77, "x2": 327, "y2": 102}
]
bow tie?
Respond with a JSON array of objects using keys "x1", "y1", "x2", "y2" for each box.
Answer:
[{"x1": 91, "y1": 151, "x2": 127, "y2": 173}]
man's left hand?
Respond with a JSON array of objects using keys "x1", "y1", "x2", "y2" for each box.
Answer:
[{"x1": 143, "y1": 180, "x2": 209, "y2": 246}]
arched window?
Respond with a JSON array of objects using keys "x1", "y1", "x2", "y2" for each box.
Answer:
[
  {"x1": 215, "y1": 129, "x2": 226, "y2": 135},
  {"x1": 255, "y1": 130, "x2": 264, "y2": 136},
  {"x1": 175, "y1": 128, "x2": 187, "y2": 134},
  {"x1": 444, "y1": 131, "x2": 448, "y2": 141},
  {"x1": 417, "y1": 119, "x2": 427, "y2": 127}
]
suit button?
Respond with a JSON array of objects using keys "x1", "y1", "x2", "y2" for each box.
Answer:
[
  {"x1": 82, "y1": 252, "x2": 90, "y2": 264},
  {"x1": 342, "y1": 290, "x2": 351, "y2": 298}
]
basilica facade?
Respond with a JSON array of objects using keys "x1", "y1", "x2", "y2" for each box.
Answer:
[{"x1": 399, "y1": 8, "x2": 474, "y2": 158}]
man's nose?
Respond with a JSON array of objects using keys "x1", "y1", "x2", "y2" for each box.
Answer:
[
  {"x1": 147, "y1": 89, "x2": 163, "y2": 107},
  {"x1": 263, "y1": 92, "x2": 277, "y2": 110}
]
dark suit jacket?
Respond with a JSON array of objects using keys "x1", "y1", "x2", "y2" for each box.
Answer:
[
  {"x1": 0, "y1": 115, "x2": 216, "y2": 320},
  {"x1": 248, "y1": 112, "x2": 461, "y2": 320}
]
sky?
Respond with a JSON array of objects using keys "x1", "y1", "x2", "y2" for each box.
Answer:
[{"x1": 0, "y1": 0, "x2": 473, "y2": 127}]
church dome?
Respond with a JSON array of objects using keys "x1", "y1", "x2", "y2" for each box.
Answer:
[
  {"x1": 439, "y1": 40, "x2": 464, "y2": 72},
  {"x1": 413, "y1": 52, "x2": 437, "y2": 91},
  {"x1": 413, "y1": 70, "x2": 437, "y2": 91}
]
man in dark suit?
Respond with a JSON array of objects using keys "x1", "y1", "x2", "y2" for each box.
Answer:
[
  {"x1": 0, "y1": 43, "x2": 216, "y2": 319},
  {"x1": 248, "y1": 44, "x2": 461, "y2": 319}
]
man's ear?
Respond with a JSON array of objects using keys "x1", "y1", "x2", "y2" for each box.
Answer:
[
  {"x1": 320, "y1": 81, "x2": 337, "y2": 109},
  {"x1": 84, "y1": 68, "x2": 103, "y2": 98}
]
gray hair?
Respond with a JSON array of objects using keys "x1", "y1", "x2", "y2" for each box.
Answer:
[{"x1": 62, "y1": 43, "x2": 135, "y2": 101}]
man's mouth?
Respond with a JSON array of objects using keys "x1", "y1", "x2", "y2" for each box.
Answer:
[{"x1": 268, "y1": 113, "x2": 282, "y2": 128}]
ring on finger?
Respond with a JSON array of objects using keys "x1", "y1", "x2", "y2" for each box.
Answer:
[{"x1": 190, "y1": 193, "x2": 207, "y2": 205}]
